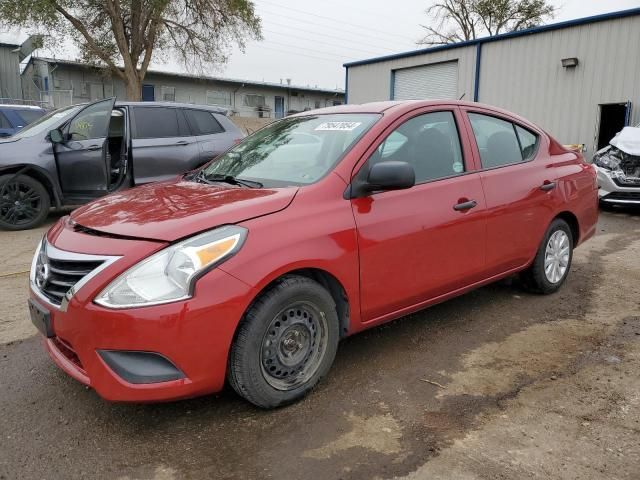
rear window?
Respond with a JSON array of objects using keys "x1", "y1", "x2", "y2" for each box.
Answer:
[
  {"x1": 133, "y1": 107, "x2": 190, "y2": 139},
  {"x1": 184, "y1": 109, "x2": 224, "y2": 135},
  {"x1": 0, "y1": 111, "x2": 11, "y2": 129},
  {"x1": 16, "y1": 109, "x2": 44, "y2": 126}
]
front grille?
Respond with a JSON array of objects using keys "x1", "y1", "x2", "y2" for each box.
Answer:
[
  {"x1": 613, "y1": 177, "x2": 640, "y2": 188},
  {"x1": 32, "y1": 240, "x2": 119, "y2": 307},
  {"x1": 41, "y1": 258, "x2": 104, "y2": 304}
]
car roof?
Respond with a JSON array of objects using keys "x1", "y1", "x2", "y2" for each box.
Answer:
[
  {"x1": 292, "y1": 100, "x2": 540, "y2": 132},
  {"x1": 115, "y1": 101, "x2": 229, "y2": 114},
  {"x1": 0, "y1": 104, "x2": 45, "y2": 111}
]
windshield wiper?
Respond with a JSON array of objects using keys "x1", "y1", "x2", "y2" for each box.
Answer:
[{"x1": 195, "y1": 171, "x2": 263, "y2": 188}]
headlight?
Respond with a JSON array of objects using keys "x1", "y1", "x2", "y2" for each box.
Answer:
[{"x1": 95, "y1": 226, "x2": 247, "y2": 309}]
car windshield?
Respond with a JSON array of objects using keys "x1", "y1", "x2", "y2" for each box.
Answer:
[
  {"x1": 198, "y1": 114, "x2": 380, "y2": 187},
  {"x1": 11, "y1": 105, "x2": 82, "y2": 139}
]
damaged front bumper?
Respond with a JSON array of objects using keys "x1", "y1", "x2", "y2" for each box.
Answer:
[{"x1": 593, "y1": 144, "x2": 640, "y2": 205}]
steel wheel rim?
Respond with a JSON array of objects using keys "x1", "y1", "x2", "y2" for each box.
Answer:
[
  {"x1": 544, "y1": 230, "x2": 570, "y2": 284},
  {"x1": 0, "y1": 180, "x2": 42, "y2": 226},
  {"x1": 260, "y1": 301, "x2": 328, "y2": 391}
]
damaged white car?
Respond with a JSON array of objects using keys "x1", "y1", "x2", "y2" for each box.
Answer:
[{"x1": 593, "y1": 126, "x2": 640, "y2": 205}]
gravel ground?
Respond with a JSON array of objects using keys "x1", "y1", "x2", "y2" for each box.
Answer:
[{"x1": 0, "y1": 208, "x2": 638, "y2": 480}]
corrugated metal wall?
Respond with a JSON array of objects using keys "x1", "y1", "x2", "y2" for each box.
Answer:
[
  {"x1": 478, "y1": 15, "x2": 640, "y2": 154},
  {"x1": 347, "y1": 45, "x2": 476, "y2": 104},
  {"x1": 0, "y1": 45, "x2": 21, "y2": 99},
  {"x1": 346, "y1": 14, "x2": 640, "y2": 155}
]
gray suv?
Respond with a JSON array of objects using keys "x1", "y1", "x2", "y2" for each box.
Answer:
[{"x1": 0, "y1": 98, "x2": 243, "y2": 230}]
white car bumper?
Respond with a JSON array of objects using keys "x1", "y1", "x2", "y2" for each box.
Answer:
[{"x1": 595, "y1": 165, "x2": 640, "y2": 204}]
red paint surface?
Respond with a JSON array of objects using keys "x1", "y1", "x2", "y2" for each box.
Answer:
[{"x1": 32, "y1": 101, "x2": 598, "y2": 402}]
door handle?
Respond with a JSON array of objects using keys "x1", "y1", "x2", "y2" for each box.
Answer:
[
  {"x1": 175, "y1": 140, "x2": 189, "y2": 146},
  {"x1": 87, "y1": 144, "x2": 102, "y2": 151},
  {"x1": 453, "y1": 200, "x2": 478, "y2": 211},
  {"x1": 540, "y1": 181, "x2": 556, "y2": 191}
]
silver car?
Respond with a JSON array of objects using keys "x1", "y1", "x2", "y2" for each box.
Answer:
[
  {"x1": 593, "y1": 125, "x2": 640, "y2": 206},
  {"x1": 0, "y1": 99, "x2": 243, "y2": 230}
]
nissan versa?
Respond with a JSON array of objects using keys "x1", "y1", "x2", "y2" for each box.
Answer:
[{"x1": 29, "y1": 101, "x2": 598, "y2": 408}]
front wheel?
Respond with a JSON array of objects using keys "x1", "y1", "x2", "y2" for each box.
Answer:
[
  {"x1": 0, "y1": 174, "x2": 51, "y2": 231},
  {"x1": 228, "y1": 275, "x2": 340, "y2": 408},
  {"x1": 520, "y1": 218, "x2": 573, "y2": 294}
]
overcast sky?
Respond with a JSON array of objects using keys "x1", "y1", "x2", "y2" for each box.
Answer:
[{"x1": 1, "y1": 0, "x2": 639, "y2": 90}]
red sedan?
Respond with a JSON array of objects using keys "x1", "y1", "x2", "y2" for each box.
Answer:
[{"x1": 29, "y1": 101, "x2": 598, "y2": 408}]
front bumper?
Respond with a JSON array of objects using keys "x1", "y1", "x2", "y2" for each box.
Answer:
[
  {"x1": 30, "y1": 226, "x2": 255, "y2": 403},
  {"x1": 596, "y1": 165, "x2": 640, "y2": 204}
]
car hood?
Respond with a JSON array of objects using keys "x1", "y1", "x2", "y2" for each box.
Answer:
[{"x1": 70, "y1": 179, "x2": 299, "y2": 242}]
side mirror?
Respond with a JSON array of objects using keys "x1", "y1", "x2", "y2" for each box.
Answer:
[
  {"x1": 346, "y1": 161, "x2": 415, "y2": 199},
  {"x1": 49, "y1": 129, "x2": 64, "y2": 144},
  {"x1": 367, "y1": 161, "x2": 415, "y2": 190}
]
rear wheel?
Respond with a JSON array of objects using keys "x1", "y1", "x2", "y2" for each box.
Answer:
[
  {"x1": 0, "y1": 174, "x2": 51, "y2": 231},
  {"x1": 520, "y1": 218, "x2": 573, "y2": 294},
  {"x1": 228, "y1": 275, "x2": 339, "y2": 408}
]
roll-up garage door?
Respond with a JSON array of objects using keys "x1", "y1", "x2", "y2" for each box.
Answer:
[{"x1": 393, "y1": 61, "x2": 458, "y2": 100}]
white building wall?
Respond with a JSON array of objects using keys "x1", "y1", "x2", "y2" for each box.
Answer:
[
  {"x1": 0, "y1": 45, "x2": 21, "y2": 99},
  {"x1": 346, "y1": 45, "x2": 477, "y2": 104},
  {"x1": 478, "y1": 15, "x2": 640, "y2": 154},
  {"x1": 26, "y1": 61, "x2": 344, "y2": 118},
  {"x1": 346, "y1": 12, "x2": 640, "y2": 155}
]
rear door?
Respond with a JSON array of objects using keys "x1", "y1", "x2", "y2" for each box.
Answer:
[
  {"x1": 54, "y1": 98, "x2": 115, "y2": 196},
  {"x1": 462, "y1": 109, "x2": 558, "y2": 276},
  {"x1": 183, "y1": 108, "x2": 235, "y2": 163},
  {"x1": 130, "y1": 106, "x2": 200, "y2": 184},
  {"x1": 351, "y1": 107, "x2": 487, "y2": 323}
]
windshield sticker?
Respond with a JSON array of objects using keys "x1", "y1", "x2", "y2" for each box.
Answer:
[{"x1": 315, "y1": 122, "x2": 362, "y2": 131}]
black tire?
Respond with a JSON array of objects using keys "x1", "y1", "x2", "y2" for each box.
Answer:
[
  {"x1": 520, "y1": 218, "x2": 573, "y2": 294},
  {"x1": 0, "y1": 174, "x2": 51, "y2": 231},
  {"x1": 228, "y1": 275, "x2": 340, "y2": 409}
]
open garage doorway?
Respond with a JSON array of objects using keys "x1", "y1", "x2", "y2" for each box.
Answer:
[{"x1": 596, "y1": 102, "x2": 632, "y2": 151}]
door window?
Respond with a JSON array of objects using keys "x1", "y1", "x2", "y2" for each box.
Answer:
[
  {"x1": 68, "y1": 100, "x2": 113, "y2": 140},
  {"x1": 133, "y1": 107, "x2": 190, "y2": 139},
  {"x1": 184, "y1": 109, "x2": 224, "y2": 135},
  {"x1": 371, "y1": 111, "x2": 464, "y2": 184},
  {"x1": 515, "y1": 125, "x2": 539, "y2": 160},
  {"x1": 468, "y1": 113, "x2": 537, "y2": 168}
]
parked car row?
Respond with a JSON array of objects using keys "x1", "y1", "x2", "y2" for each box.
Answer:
[
  {"x1": 28, "y1": 100, "x2": 598, "y2": 408},
  {"x1": 0, "y1": 99, "x2": 243, "y2": 230}
]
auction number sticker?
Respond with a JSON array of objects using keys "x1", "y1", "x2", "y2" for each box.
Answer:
[{"x1": 315, "y1": 122, "x2": 362, "y2": 131}]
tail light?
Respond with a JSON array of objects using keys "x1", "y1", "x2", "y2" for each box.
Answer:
[{"x1": 233, "y1": 138, "x2": 242, "y2": 145}]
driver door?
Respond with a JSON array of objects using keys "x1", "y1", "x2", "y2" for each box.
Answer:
[{"x1": 54, "y1": 98, "x2": 115, "y2": 197}]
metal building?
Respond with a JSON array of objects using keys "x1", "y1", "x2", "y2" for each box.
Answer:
[
  {"x1": 21, "y1": 57, "x2": 344, "y2": 119},
  {"x1": 344, "y1": 7, "x2": 640, "y2": 156},
  {"x1": 0, "y1": 42, "x2": 21, "y2": 101}
]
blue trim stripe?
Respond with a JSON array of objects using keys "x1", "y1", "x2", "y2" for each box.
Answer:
[
  {"x1": 344, "y1": 68, "x2": 349, "y2": 104},
  {"x1": 343, "y1": 7, "x2": 640, "y2": 68},
  {"x1": 473, "y1": 43, "x2": 482, "y2": 102},
  {"x1": 390, "y1": 70, "x2": 395, "y2": 100}
]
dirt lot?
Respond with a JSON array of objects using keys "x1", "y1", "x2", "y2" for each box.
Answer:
[{"x1": 0, "y1": 208, "x2": 639, "y2": 479}]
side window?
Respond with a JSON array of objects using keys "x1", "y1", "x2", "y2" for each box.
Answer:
[
  {"x1": 68, "y1": 101, "x2": 112, "y2": 140},
  {"x1": 515, "y1": 125, "x2": 539, "y2": 160},
  {"x1": 133, "y1": 107, "x2": 189, "y2": 139},
  {"x1": 0, "y1": 111, "x2": 11, "y2": 129},
  {"x1": 372, "y1": 111, "x2": 464, "y2": 184},
  {"x1": 468, "y1": 113, "x2": 524, "y2": 168},
  {"x1": 184, "y1": 109, "x2": 224, "y2": 135}
]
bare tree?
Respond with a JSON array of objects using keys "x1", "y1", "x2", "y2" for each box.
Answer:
[
  {"x1": 419, "y1": 0, "x2": 554, "y2": 46},
  {"x1": 0, "y1": 0, "x2": 262, "y2": 100}
]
